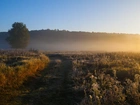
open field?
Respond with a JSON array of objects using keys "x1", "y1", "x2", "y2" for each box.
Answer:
[
  {"x1": 62, "y1": 52, "x2": 140, "y2": 105},
  {"x1": 1, "y1": 51, "x2": 140, "y2": 105}
]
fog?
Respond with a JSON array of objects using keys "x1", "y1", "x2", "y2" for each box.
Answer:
[
  {"x1": 28, "y1": 39, "x2": 140, "y2": 52},
  {"x1": 1, "y1": 31, "x2": 140, "y2": 52}
]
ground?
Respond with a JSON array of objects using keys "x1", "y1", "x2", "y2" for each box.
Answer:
[{"x1": 18, "y1": 54, "x2": 76, "y2": 105}]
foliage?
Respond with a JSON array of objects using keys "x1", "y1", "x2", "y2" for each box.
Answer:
[
  {"x1": 0, "y1": 50, "x2": 49, "y2": 88},
  {"x1": 6, "y1": 22, "x2": 30, "y2": 48},
  {"x1": 62, "y1": 52, "x2": 140, "y2": 105},
  {"x1": 2, "y1": 51, "x2": 140, "y2": 104}
]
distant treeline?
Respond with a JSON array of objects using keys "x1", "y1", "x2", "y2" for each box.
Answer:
[
  {"x1": 0, "y1": 29, "x2": 140, "y2": 51},
  {"x1": 29, "y1": 29, "x2": 140, "y2": 43}
]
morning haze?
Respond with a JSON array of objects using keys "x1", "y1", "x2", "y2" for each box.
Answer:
[
  {"x1": 1, "y1": 30, "x2": 140, "y2": 52},
  {"x1": 1, "y1": 1, "x2": 140, "y2": 105},
  {"x1": 0, "y1": 0, "x2": 140, "y2": 51}
]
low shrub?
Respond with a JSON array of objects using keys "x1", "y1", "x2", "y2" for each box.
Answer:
[{"x1": 0, "y1": 50, "x2": 49, "y2": 89}]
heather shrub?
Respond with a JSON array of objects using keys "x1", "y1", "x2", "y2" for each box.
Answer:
[{"x1": 0, "y1": 50, "x2": 49, "y2": 88}]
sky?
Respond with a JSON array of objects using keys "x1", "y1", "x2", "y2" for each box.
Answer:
[{"x1": 0, "y1": 0, "x2": 140, "y2": 34}]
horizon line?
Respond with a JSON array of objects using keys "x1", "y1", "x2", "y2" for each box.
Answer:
[{"x1": 0, "y1": 29, "x2": 140, "y2": 35}]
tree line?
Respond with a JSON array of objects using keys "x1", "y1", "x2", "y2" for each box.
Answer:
[{"x1": 5, "y1": 22, "x2": 140, "y2": 49}]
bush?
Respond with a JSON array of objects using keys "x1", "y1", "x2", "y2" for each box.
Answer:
[{"x1": 0, "y1": 50, "x2": 49, "y2": 88}]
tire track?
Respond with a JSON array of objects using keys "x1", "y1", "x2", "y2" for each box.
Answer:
[{"x1": 21, "y1": 54, "x2": 75, "y2": 105}]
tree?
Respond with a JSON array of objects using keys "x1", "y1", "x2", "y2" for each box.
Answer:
[{"x1": 6, "y1": 22, "x2": 30, "y2": 48}]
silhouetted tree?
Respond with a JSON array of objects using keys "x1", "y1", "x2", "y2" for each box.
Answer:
[{"x1": 6, "y1": 22, "x2": 30, "y2": 48}]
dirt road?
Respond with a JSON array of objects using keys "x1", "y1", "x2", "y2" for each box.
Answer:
[{"x1": 21, "y1": 54, "x2": 76, "y2": 105}]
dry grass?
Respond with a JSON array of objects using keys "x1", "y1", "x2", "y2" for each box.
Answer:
[{"x1": 0, "y1": 50, "x2": 49, "y2": 89}]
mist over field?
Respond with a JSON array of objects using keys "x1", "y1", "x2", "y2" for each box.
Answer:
[{"x1": 1, "y1": 30, "x2": 140, "y2": 52}]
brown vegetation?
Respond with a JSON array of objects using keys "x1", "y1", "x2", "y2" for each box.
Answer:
[
  {"x1": 0, "y1": 50, "x2": 49, "y2": 89},
  {"x1": 62, "y1": 52, "x2": 140, "y2": 105}
]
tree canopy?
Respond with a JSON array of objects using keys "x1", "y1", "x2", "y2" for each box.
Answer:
[{"x1": 6, "y1": 22, "x2": 30, "y2": 48}]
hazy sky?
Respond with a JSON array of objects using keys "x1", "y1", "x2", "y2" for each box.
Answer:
[{"x1": 0, "y1": 0, "x2": 140, "y2": 33}]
